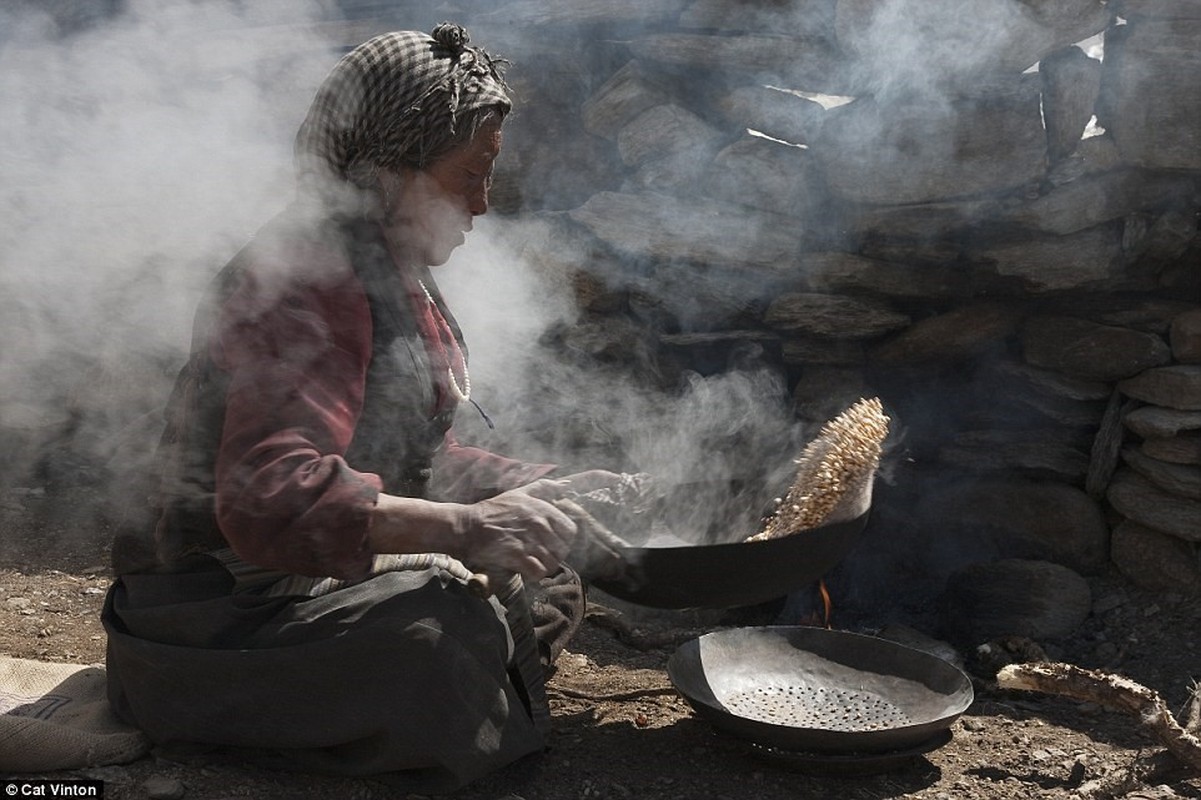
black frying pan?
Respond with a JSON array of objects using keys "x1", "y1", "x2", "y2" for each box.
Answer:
[
  {"x1": 667, "y1": 626, "x2": 973, "y2": 754},
  {"x1": 589, "y1": 513, "x2": 867, "y2": 609}
]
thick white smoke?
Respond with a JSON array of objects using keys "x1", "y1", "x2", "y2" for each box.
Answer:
[
  {"x1": 1, "y1": 0, "x2": 812, "y2": 552},
  {"x1": 0, "y1": 0, "x2": 337, "y2": 484}
]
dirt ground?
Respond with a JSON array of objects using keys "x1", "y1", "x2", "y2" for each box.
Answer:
[{"x1": 2, "y1": 484, "x2": 1201, "y2": 800}]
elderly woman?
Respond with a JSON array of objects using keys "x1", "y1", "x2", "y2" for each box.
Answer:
[{"x1": 102, "y1": 23, "x2": 623, "y2": 792}]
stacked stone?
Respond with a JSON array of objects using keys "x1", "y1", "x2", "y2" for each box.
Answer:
[
  {"x1": 454, "y1": 0, "x2": 1201, "y2": 606},
  {"x1": 1107, "y1": 308, "x2": 1201, "y2": 593},
  {"x1": 217, "y1": 2, "x2": 1201, "y2": 623}
]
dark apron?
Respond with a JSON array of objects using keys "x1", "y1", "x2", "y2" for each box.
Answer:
[{"x1": 102, "y1": 555, "x2": 547, "y2": 793}]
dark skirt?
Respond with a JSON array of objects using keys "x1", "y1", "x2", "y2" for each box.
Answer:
[{"x1": 101, "y1": 556, "x2": 546, "y2": 793}]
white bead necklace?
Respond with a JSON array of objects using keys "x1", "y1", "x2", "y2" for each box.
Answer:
[{"x1": 417, "y1": 280, "x2": 471, "y2": 404}]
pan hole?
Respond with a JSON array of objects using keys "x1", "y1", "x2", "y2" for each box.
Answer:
[{"x1": 723, "y1": 684, "x2": 914, "y2": 732}]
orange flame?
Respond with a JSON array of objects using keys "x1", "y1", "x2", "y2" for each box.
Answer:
[{"x1": 795, "y1": 579, "x2": 834, "y2": 628}]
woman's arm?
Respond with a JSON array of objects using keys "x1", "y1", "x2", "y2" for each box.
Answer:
[
  {"x1": 209, "y1": 260, "x2": 585, "y2": 582},
  {"x1": 368, "y1": 481, "x2": 578, "y2": 580},
  {"x1": 211, "y1": 264, "x2": 385, "y2": 580}
]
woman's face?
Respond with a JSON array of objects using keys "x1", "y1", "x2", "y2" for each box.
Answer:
[{"x1": 384, "y1": 120, "x2": 503, "y2": 267}]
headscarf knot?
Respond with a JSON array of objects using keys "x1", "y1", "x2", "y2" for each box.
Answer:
[{"x1": 431, "y1": 22, "x2": 470, "y2": 55}]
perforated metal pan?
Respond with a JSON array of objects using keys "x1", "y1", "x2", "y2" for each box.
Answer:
[{"x1": 667, "y1": 626, "x2": 973, "y2": 754}]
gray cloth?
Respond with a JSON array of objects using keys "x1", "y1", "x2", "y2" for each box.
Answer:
[
  {"x1": 294, "y1": 22, "x2": 511, "y2": 191},
  {"x1": 102, "y1": 556, "x2": 545, "y2": 793},
  {"x1": 0, "y1": 657, "x2": 150, "y2": 772}
]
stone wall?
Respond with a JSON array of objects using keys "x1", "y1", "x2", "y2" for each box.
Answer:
[
  {"x1": 452, "y1": 0, "x2": 1201, "y2": 614},
  {"x1": 7, "y1": 0, "x2": 1199, "y2": 625}
]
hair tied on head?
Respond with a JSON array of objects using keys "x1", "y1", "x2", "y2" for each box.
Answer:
[{"x1": 431, "y1": 22, "x2": 470, "y2": 54}]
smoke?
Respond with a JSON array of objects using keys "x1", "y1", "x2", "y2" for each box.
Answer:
[
  {"x1": 0, "y1": 0, "x2": 338, "y2": 486},
  {"x1": 836, "y1": 0, "x2": 1050, "y2": 97},
  {"x1": 0, "y1": 0, "x2": 811, "y2": 552},
  {"x1": 441, "y1": 215, "x2": 808, "y2": 545}
]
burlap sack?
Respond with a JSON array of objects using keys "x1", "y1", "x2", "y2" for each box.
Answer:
[{"x1": 0, "y1": 657, "x2": 149, "y2": 771}]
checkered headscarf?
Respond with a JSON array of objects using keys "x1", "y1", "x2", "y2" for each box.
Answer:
[{"x1": 295, "y1": 22, "x2": 511, "y2": 193}]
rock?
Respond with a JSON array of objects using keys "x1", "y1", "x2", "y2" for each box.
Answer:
[
  {"x1": 1127, "y1": 209, "x2": 1200, "y2": 277},
  {"x1": 870, "y1": 304, "x2": 1020, "y2": 367},
  {"x1": 1117, "y1": 0, "x2": 1201, "y2": 18},
  {"x1": 950, "y1": 376, "x2": 1108, "y2": 430},
  {"x1": 1170, "y1": 308, "x2": 1201, "y2": 364},
  {"x1": 617, "y1": 104, "x2": 725, "y2": 191},
  {"x1": 1011, "y1": 0, "x2": 1114, "y2": 45},
  {"x1": 971, "y1": 636, "x2": 1052, "y2": 679},
  {"x1": 792, "y1": 365, "x2": 871, "y2": 423},
  {"x1": 481, "y1": 0, "x2": 689, "y2": 27},
  {"x1": 859, "y1": 238, "x2": 968, "y2": 270},
  {"x1": 628, "y1": 263, "x2": 772, "y2": 331},
  {"x1": 567, "y1": 191, "x2": 804, "y2": 270},
  {"x1": 1047, "y1": 134, "x2": 1123, "y2": 186},
  {"x1": 1086, "y1": 297, "x2": 1201, "y2": 335},
  {"x1": 1021, "y1": 315, "x2": 1171, "y2": 381},
  {"x1": 842, "y1": 197, "x2": 1001, "y2": 242},
  {"x1": 569, "y1": 264, "x2": 627, "y2": 315},
  {"x1": 560, "y1": 318, "x2": 653, "y2": 364},
  {"x1": 658, "y1": 330, "x2": 781, "y2": 371},
  {"x1": 780, "y1": 335, "x2": 866, "y2": 366},
  {"x1": 679, "y1": 0, "x2": 836, "y2": 36},
  {"x1": 798, "y1": 252, "x2": 980, "y2": 301},
  {"x1": 999, "y1": 169, "x2": 1194, "y2": 236},
  {"x1": 616, "y1": 104, "x2": 723, "y2": 169},
  {"x1": 941, "y1": 559, "x2": 1093, "y2": 645},
  {"x1": 1101, "y1": 17, "x2": 1201, "y2": 169},
  {"x1": 499, "y1": 111, "x2": 621, "y2": 212},
  {"x1": 1142, "y1": 432, "x2": 1201, "y2": 465},
  {"x1": 1031, "y1": 293, "x2": 1198, "y2": 335},
  {"x1": 1125, "y1": 406, "x2": 1201, "y2": 439},
  {"x1": 713, "y1": 85, "x2": 829, "y2": 146},
  {"x1": 914, "y1": 479, "x2": 1111, "y2": 574},
  {"x1": 1003, "y1": 385, "x2": 1108, "y2": 428},
  {"x1": 938, "y1": 431, "x2": 1090, "y2": 483},
  {"x1": 1040, "y1": 44, "x2": 1102, "y2": 163},
  {"x1": 835, "y1": 0, "x2": 1108, "y2": 94},
  {"x1": 763, "y1": 292, "x2": 911, "y2": 338},
  {"x1": 1118, "y1": 365, "x2": 1201, "y2": 410},
  {"x1": 1107, "y1": 467, "x2": 1201, "y2": 540},
  {"x1": 702, "y1": 134, "x2": 823, "y2": 217},
  {"x1": 1122, "y1": 446, "x2": 1201, "y2": 500},
  {"x1": 79, "y1": 765, "x2": 132, "y2": 784},
  {"x1": 1086, "y1": 391, "x2": 1132, "y2": 497},
  {"x1": 1110, "y1": 519, "x2": 1201, "y2": 595},
  {"x1": 143, "y1": 776, "x2": 187, "y2": 800},
  {"x1": 659, "y1": 330, "x2": 779, "y2": 348},
  {"x1": 978, "y1": 225, "x2": 1125, "y2": 293},
  {"x1": 813, "y1": 78, "x2": 1047, "y2": 204},
  {"x1": 581, "y1": 61, "x2": 673, "y2": 142},
  {"x1": 627, "y1": 32, "x2": 845, "y2": 91},
  {"x1": 994, "y1": 360, "x2": 1113, "y2": 402}
]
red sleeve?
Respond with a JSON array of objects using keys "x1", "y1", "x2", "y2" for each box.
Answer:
[
  {"x1": 210, "y1": 251, "x2": 383, "y2": 580},
  {"x1": 429, "y1": 429, "x2": 558, "y2": 503}
]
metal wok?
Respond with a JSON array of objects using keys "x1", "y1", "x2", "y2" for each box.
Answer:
[
  {"x1": 667, "y1": 626, "x2": 974, "y2": 754},
  {"x1": 589, "y1": 513, "x2": 867, "y2": 609}
]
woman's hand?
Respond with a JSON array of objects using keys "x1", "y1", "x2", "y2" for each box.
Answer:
[
  {"x1": 455, "y1": 480, "x2": 580, "y2": 580},
  {"x1": 368, "y1": 473, "x2": 636, "y2": 582}
]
